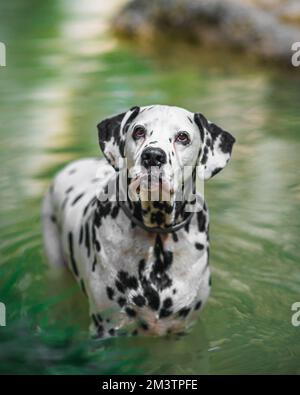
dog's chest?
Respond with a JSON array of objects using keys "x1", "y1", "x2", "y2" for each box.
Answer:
[
  {"x1": 87, "y1": 212, "x2": 209, "y2": 335},
  {"x1": 96, "y1": 212, "x2": 207, "y2": 286}
]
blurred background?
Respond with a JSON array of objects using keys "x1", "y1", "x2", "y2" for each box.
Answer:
[{"x1": 0, "y1": 0, "x2": 300, "y2": 374}]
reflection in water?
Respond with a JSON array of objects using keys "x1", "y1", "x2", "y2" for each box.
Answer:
[{"x1": 0, "y1": 0, "x2": 300, "y2": 375}]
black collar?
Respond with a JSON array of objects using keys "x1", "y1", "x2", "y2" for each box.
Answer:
[
  {"x1": 116, "y1": 173, "x2": 194, "y2": 234},
  {"x1": 117, "y1": 200, "x2": 194, "y2": 234}
]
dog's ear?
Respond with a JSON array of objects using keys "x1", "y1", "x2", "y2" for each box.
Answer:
[
  {"x1": 97, "y1": 106, "x2": 140, "y2": 170},
  {"x1": 194, "y1": 113, "x2": 235, "y2": 180}
]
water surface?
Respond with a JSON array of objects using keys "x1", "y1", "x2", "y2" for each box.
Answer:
[{"x1": 0, "y1": 0, "x2": 300, "y2": 374}]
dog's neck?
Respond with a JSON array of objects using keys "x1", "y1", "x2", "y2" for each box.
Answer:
[{"x1": 118, "y1": 172, "x2": 197, "y2": 230}]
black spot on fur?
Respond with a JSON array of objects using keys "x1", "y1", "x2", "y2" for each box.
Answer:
[
  {"x1": 79, "y1": 225, "x2": 83, "y2": 244},
  {"x1": 195, "y1": 300, "x2": 202, "y2": 310},
  {"x1": 159, "y1": 298, "x2": 173, "y2": 318},
  {"x1": 119, "y1": 140, "x2": 125, "y2": 158},
  {"x1": 201, "y1": 146, "x2": 209, "y2": 165},
  {"x1": 197, "y1": 211, "x2": 206, "y2": 232},
  {"x1": 80, "y1": 279, "x2": 87, "y2": 296},
  {"x1": 93, "y1": 210, "x2": 101, "y2": 228},
  {"x1": 151, "y1": 210, "x2": 165, "y2": 225},
  {"x1": 84, "y1": 222, "x2": 91, "y2": 257},
  {"x1": 98, "y1": 200, "x2": 112, "y2": 217},
  {"x1": 92, "y1": 224, "x2": 101, "y2": 252},
  {"x1": 94, "y1": 199, "x2": 112, "y2": 228},
  {"x1": 142, "y1": 283, "x2": 160, "y2": 311},
  {"x1": 131, "y1": 201, "x2": 144, "y2": 229},
  {"x1": 106, "y1": 286, "x2": 114, "y2": 300},
  {"x1": 117, "y1": 297, "x2": 126, "y2": 307},
  {"x1": 163, "y1": 298, "x2": 173, "y2": 309},
  {"x1": 95, "y1": 240, "x2": 101, "y2": 252},
  {"x1": 138, "y1": 259, "x2": 146, "y2": 278},
  {"x1": 138, "y1": 259, "x2": 161, "y2": 310},
  {"x1": 91, "y1": 314, "x2": 104, "y2": 337},
  {"x1": 68, "y1": 232, "x2": 79, "y2": 276},
  {"x1": 65, "y1": 186, "x2": 74, "y2": 194},
  {"x1": 150, "y1": 235, "x2": 173, "y2": 290},
  {"x1": 115, "y1": 280, "x2": 125, "y2": 294},
  {"x1": 92, "y1": 257, "x2": 97, "y2": 272},
  {"x1": 84, "y1": 200, "x2": 93, "y2": 216},
  {"x1": 132, "y1": 295, "x2": 146, "y2": 307},
  {"x1": 153, "y1": 201, "x2": 173, "y2": 214},
  {"x1": 178, "y1": 307, "x2": 191, "y2": 318},
  {"x1": 117, "y1": 271, "x2": 138, "y2": 291},
  {"x1": 194, "y1": 113, "x2": 205, "y2": 142},
  {"x1": 206, "y1": 137, "x2": 212, "y2": 149},
  {"x1": 195, "y1": 242, "x2": 204, "y2": 250},
  {"x1": 83, "y1": 196, "x2": 97, "y2": 216},
  {"x1": 111, "y1": 204, "x2": 119, "y2": 218},
  {"x1": 211, "y1": 167, "x2": 222, "y2": 178},
  {"x1": 125, "y1": 307, "x2": 136, "y2": 317},
  {"x1": 159, "y1": 308, "x2": 173, "y2": 318}
]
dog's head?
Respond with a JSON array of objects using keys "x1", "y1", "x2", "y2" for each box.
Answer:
[{"x1": 97, "y1": 105, "x2": 235, "y2": 225}]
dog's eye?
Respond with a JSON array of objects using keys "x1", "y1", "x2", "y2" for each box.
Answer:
[
  {"x1": 175, "y1": 132, "x2": 190, "y2": 145},
  {"x1": 132, "y1": 126, "x2": 146, "y2": 140}
]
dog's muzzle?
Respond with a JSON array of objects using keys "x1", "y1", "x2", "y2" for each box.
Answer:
[{"x1": 139, "y1": 147, "x2": 172, "y2": 196}]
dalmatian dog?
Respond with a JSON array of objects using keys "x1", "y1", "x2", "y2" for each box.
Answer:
[{"x1": 42, "y1": 105, "x2": 235, "y2": 338}]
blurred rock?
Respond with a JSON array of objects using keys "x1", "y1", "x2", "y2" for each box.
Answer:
[
  {"x1": 113, "y1": 0, "x2": 300, "y2": 62},
  {"x1": 277, "y1": 0, "x2": 300, "y2": 25},
  {"x1": 248, "y1": 0, "x2": 300, "y2": 25}
]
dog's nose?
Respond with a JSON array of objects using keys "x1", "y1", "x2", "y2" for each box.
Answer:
[{"x1": 141, "y1": 147, "x2": 167, "y2": 168}]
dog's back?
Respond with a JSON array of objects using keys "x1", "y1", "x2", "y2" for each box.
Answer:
[{"x1": 42, "y1": 158, "x2": 111, "y2": 268}]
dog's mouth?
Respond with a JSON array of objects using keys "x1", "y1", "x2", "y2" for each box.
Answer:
[{"x1": 129, "y1": 168, "x2": 174, "y2": 201}]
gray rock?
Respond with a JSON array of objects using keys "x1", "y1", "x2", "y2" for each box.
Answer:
[{"x1": 114, "y1": 0, "x2": 300, "y2": 62}]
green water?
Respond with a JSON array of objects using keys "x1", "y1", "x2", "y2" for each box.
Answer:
[{"x1": 1, "y1": 0, "x2": 300, "y2": 375}]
